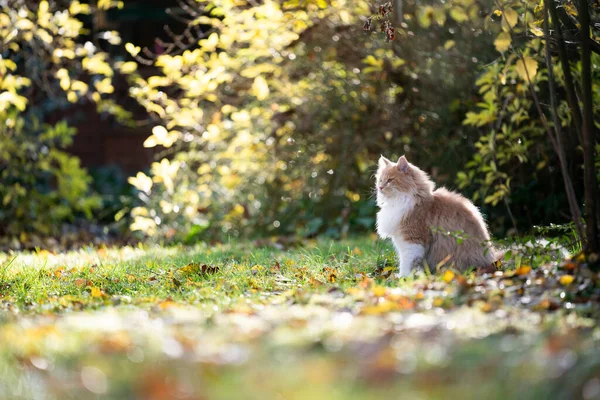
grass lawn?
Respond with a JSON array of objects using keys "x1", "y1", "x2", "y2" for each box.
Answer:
[{"x1": 0, "y1": 236, "x2": 598, "y2": 400}]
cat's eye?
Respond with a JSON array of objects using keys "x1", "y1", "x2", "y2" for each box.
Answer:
[{"x1": 386, "y1": 178, "x2": 393, "y2": 184}]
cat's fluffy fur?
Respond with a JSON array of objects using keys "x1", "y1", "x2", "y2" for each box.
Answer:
[{"x1": 376, "y1": 155, "x2": 495, "y2": 276}]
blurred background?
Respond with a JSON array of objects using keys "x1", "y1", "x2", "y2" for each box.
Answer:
[{"x1": 1, "y1": 0, "x2": 597, "y2": 249}]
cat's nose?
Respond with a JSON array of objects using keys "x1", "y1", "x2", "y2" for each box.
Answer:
[{"x1": 378, "y1": 186, "x2": 384, "y2": 191}]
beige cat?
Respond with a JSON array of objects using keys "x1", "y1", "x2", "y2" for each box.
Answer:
[{"x1": 376, "y1": 155, "x2": 495, "y2": 276}]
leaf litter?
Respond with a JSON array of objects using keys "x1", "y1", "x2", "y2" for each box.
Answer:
[{"x1": 0, "y1": 239, "x2": 598, "y2": 399}]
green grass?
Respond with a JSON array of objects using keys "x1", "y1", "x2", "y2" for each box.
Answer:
[{"x1": 0, "y1": 236, "x2": 598, "y2": 400}]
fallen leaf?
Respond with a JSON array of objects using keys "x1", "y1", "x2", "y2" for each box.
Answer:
[
  {"x1": 559, "y1": 275, "x2": 574, "y2": 286},
  {"x1": 328, "y1": 272, "x2": 336, "y2": 283},
  {"x1": 270, "y1": 261, "x2": 281, "y2": 273},
  {"x1": 515, "y1": 265, "x2": 531, "y2": 276},
  {"x1": 90, "y1": 287, "x2": 104, "y2": 298},
  {"x1": 380, "y1": 266, "x2": 394, "y2": 278},
  {"x1": 371, "y1": 286, "x2": 386, "y2": 297},
  {"x1": 443, "y1": 270, "x2": 455, "y2": 283},
  {"x1": 74, "y1": 278, "x2": 88, "y2": 287},
  {"x1": 562, "y1": 262, "x2": 576, "y2": 271},
  {"x1": 310, "y1": 277, "x2": 324, "y2": 287}
]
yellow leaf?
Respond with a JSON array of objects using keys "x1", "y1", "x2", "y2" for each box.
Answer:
[
  {"x1": 559, "y1": 275, "x2": 574, "y2": 286},
  {"x1": 372, "y1": 286, "x2": 386, "y2": 297},
  {"x1": 444, "y1": 40, "x2": 456, "y2": 50},
  {"x1": 199, "y1": 33, "x2": 219, "y2": 52},
  {"x1": 494, "y1": 31, "x2": 511, "y2": 53},
  {"x1": 352, "y1": 246, "x2": 363, "y2": 256},
  {"x1": 515, "y1": 56, "x2": 538, "y2": 82},
  {"x1": 443, "y1": 270, "x2": 455, "y2": 283},
  {"x1": 251, "y1": 76, "x2": 270, "y2": 100},
  {"x1": 90, "y1": 287, "x2": 104, "y2": 298},
  {"x1": 501, "y1": 8, "x2": 518, "y2": 32},
  {"x1": 67, "y1": 91, "x2": 77, "y2": 103},
  {"x1": 70, "y1": 1, "x2": 91, "y2": 14},
  {"x1": 328, "y1": 272, "x2": 336, "y2": 283},
  {"x1": 449, "y1": 7, "x2": 468, "y2": 23},
  {"x1": 529, "y1": 24, "x2": 544, "y2": 37},
  {"x1": 118, "y1": 61, "x2": 137, "y2": 74},
  {"x1": 71, "y1": 80, "x2": 88, "y2": 94},
  {"x1": 125, "y1": 42, "x2": 140, "y2": 57}
]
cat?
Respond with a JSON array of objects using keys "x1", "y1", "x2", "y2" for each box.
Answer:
[{"x1": 376, "y1": 155, "x2": 495, "y2": 276}]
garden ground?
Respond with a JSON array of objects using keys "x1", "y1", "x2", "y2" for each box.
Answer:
[{"x1": 0, "y1": 236, "x2": 598, "y2": 399}]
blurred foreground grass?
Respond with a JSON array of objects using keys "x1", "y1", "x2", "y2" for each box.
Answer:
[{"x1": 0, "y1": 237, "x2": 598, "y2": 399}]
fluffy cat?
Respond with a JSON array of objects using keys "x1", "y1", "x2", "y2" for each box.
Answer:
[{"x1": 376, "y1": 155, "x2": 495, "y2": 276}]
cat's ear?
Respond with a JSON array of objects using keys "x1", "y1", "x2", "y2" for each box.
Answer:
[
  {"x1": 378, "y1": 155, "x2": 392, "y2": 169},
  {"x1": 397, "y1": 155, "x2": 409, "y2": 173}
]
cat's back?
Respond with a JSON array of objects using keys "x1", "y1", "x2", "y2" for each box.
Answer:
[{"x1": 427, "y1": 187, "x2": 489, "y2": 239}]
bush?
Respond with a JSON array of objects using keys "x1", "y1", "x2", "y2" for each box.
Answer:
[
  {"x1": 0, "y1": 0, "x2": 129, "y2": 241},
  {"x1": 0, "y1": 112, "x2": 101, "y2": 237}
]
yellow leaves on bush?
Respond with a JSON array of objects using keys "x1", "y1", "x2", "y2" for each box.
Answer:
[
  {"x1": 151, "y1": 159, "x2": 180, "y2": 195},
  {"x1": 56, "y1": 68, "x2": 70, "y2": 90},
  {"x1": 128, "y1": 172, "x2": 153, "y2": 194},
  {"x1": 362, "y1": 55, "x2": 384, "y2": 74},
  {"x1": 69, "y1": 1, "x2": 91, "y2": 15},
  {"x1": 515, "y1": 56, "x2": 538, "y2": 82},
  {"x1": 199, "y1": 33, "x2": 220, "y2": 52},
  {"x1": 117, "y1": 61, "x2": 137, "y2": 74},
  {"x1": 143, "y1": 126, "x2": 180, "y2": 148},
  {"x1": 251, "y1": 76, "x2": 270, "y2": 100},
  {"x1": 501, "y1": 8, "x2": 519, "y2": 32},
  {"x1": 444, "y1": 40, "x2": 456, "y2": 50},
  {"x1": 449, "y1": 7, "x2": 468, "y2": 23},
  {"x1": 0, "y1": 91, "x2": 27, "y2": 112},
  {"x1": 98, "y1": 0, "x2": 124, "y2": 10},
  {"x1": 94, "y1": 77, "x2": 114, "y2": 94},
  {"x1": 494, "y1": 32, "x2": 511, "y2": 53},
  {"x1": 82, "y1": 54, "x2": 113, "y2": 77},
  {"x1": 125, "y1": 42, "x2": 141, "y2": 57}
]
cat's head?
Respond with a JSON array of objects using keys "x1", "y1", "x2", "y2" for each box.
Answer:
[{"x1": 376, "y1": 155, "x2": 434, "y2": 203}]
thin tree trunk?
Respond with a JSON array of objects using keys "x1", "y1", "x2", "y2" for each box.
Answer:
[
  {"x1": 543, "y1": 1, "x2": 585, "y2": 242},
  {"x1": 548, "y1": 0, "x2": 583, "y2": 146},
  {"x1": 577, "y1": 0, "x2": 600, "y2": 253},
  {"x1": 395, "y1": 0, "x2": 403, "y2": 22}
]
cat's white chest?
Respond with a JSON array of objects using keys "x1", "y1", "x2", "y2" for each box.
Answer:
[{"x1": 376, "y1": 194, "x2": 415, "y2": 239}]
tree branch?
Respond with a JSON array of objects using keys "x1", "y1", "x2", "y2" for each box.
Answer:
[
  {"x1": 548, "y1": 0, "x2": 583, "y2": 145},
  {"x1": 577, "y1": 0, "x2": 600, "y2": 253},
  {"x1": 544, "y1": 0, "x2": 585, "y2": 242}
]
